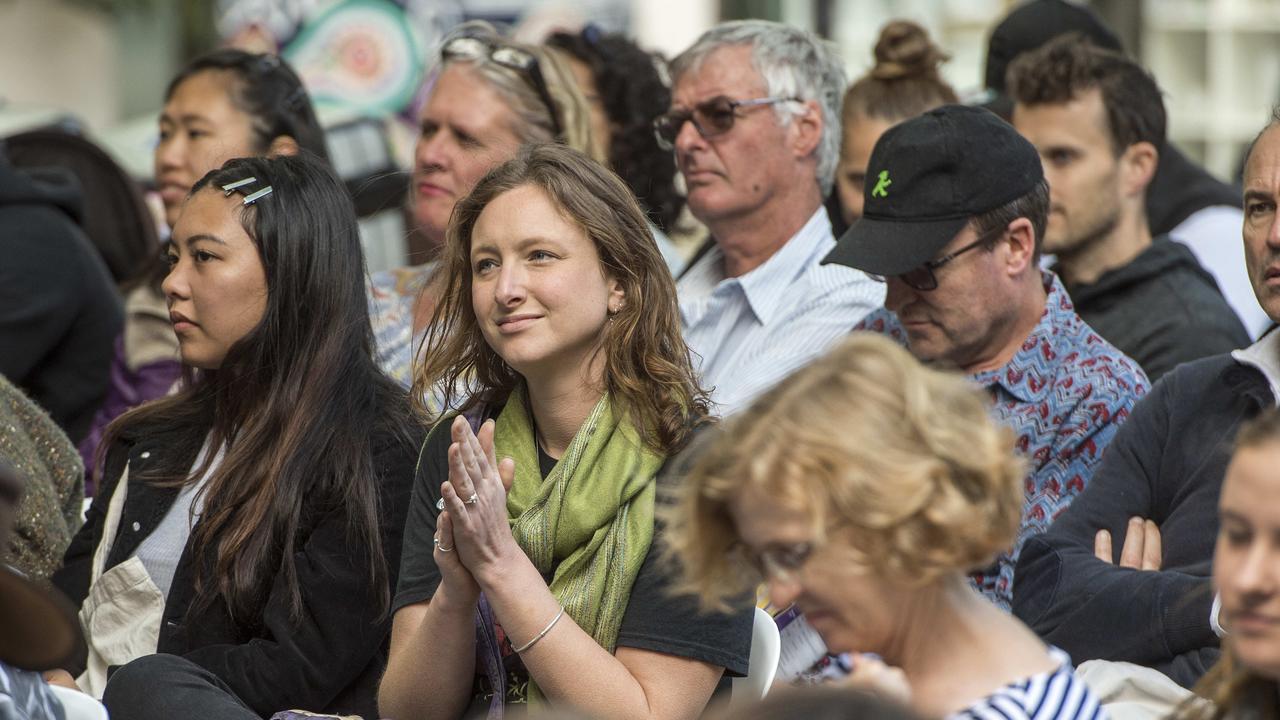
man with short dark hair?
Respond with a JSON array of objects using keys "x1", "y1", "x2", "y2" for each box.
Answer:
[
  {"x1": 825, "y1": 104, "x2": 1147, "y2": 610},
  {"x1": 1008, "y1": 36, "x2": 1248, "y2": 381},
  {"x1": 981, "y1": 0, "x2": 1269, "y2": 338}
]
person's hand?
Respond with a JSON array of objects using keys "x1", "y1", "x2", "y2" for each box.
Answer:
[
  {"x1": 434, "y1": 504, "x2": 480, "y2": 605},
  {"x1": 841, "y1": 655, "x2": 911, "y2": 706},
  {"x1": 439, "y1": 416, "x2": 519, "y2": 588},
  {"x1": 43, "y1": 669, "x2": 82, "y2": 692},
  {"x1": 1095, "y1": 517, "x2": 1162, "y2": 570}
]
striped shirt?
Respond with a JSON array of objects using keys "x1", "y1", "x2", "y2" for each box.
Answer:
[
  {"x1": 678, "y1": 207, "x2": 884, "y2": 415},
  {"x1": 949, "y1": 648, "x2": 1107, "y2": 720}
]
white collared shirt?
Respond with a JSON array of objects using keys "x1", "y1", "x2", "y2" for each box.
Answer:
[
  {"x1": 1232, "y1": 325, "x2": 1280, "y2": 406},
  {"x1": 679, "y1": 206, "x2": 884, "y2": 415}
]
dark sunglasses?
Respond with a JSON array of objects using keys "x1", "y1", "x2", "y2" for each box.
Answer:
[
  {"x1": 653, "y1": 95, "x2": 800, "y2": 151},
  {"x1": 442, "y1": 36, "x2": 564, "y2": 140},
  {"x1": 868, "y1": 225, "x2": 1008, "y2": 292}
]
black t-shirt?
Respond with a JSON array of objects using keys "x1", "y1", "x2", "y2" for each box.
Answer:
[{"x1": 394, "y1": 409, "x2": 753, "y2": 709}]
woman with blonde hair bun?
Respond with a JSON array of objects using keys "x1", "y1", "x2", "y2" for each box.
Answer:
[
  {"x1": 835, "y1": 20, "x2": 958, "y2": 225},
  {"x1": 666, "y1": 333, "x2": 1108, "y2": 719}
]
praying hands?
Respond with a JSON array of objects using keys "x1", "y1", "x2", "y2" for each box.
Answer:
[{"x1": 434, "y1": 416, "x2": 519, "y2": 595}]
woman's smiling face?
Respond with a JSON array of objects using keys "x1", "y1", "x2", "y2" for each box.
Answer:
[{"x1": 469, "y1": 183, "x2": 622, "y2": 383}]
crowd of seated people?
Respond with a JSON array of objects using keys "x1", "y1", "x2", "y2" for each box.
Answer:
[{"x1": 3, "y1": 2, "x2": 1279, "y2": 719}]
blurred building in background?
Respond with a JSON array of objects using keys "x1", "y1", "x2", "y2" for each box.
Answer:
[{"x1": 2, "y1": 0, "x2": 1277, "y2": 270}]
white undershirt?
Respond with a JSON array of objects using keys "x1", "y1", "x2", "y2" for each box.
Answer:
[{"x1": 134, "y1": 437, "x2": 223, "y2": 600}]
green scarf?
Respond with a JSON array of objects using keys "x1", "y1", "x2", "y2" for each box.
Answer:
[{"x1": 495, "y1": 384, "x2": 664, "y2": 704}]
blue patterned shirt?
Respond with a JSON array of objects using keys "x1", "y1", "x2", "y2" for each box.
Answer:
[
  {"x1": 856, "y1": 272, "x2": 1148, "y2": 609},
  {"x1": 0, "y1": 661, "x2": 64, "y2": 720},
  {"x1": 367, "y1": 263, "x2": 436, "y2": 389}
]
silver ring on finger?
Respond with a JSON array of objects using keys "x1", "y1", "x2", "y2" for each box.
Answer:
[
  {"x1": 465, "y1": 493, "x2": 479, "y2": 505},
  {"x1": 433, "y1": 536, "x2": 453, "y2": 553},
  {"x1": 436, "y1": 497, "x2": 445, "y2": 511}
]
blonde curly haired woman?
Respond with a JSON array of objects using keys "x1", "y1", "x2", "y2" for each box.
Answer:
[{"x1": 666, "y1": 333, "x2": 1108, "y2": 719}]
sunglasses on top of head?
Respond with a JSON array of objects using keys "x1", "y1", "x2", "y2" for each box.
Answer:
[
  {"x1": 652, "y1": 95, "x2": 800, "y2": 151},
  {"x1": 442, "y1": 35, "x2": 564, "y2": 140}
]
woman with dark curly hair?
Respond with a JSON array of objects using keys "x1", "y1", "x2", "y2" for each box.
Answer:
[{"x1": 547, "y1": 26, "x2": 687, "y2": 272}]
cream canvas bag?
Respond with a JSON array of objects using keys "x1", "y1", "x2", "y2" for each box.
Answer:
[{"x1": 76, "y1": 463, "x2": 165, "y2": 699}]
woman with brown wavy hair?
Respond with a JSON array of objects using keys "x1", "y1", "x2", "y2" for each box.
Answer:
[
  {"x1": 665, "y1": 334, "x2": 1107, "y2": 719},
  {"x1": 379, "y1": 142, "x2": 752, "y2": 719}
]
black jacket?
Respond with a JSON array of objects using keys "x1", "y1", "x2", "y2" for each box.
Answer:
[
  {"x1": 1013, "y1": 352, "x2": 1274, "y2": 688},
  {"x1": 1063, "y1": 237, "x2": 1249, "y2": 382},
  {"x1": 0, "y1": 151, "x2": 122, "y2": 443},
  {"x1": 52, "y1": 415, "x2": 423, "y2": 719}
]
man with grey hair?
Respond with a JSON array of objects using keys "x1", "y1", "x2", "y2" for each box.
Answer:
[{"x1": 658, "y1": 20, "x2": 883, "y2": 414}]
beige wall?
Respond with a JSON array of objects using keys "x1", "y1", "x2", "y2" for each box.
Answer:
[{"x1": 0, "y1": 0, "x2": 119, "y2": 130}]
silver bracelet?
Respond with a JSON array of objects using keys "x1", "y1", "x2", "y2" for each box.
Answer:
[{"x1": 513, "y1": 605, "x2": 565, "y2": 653}]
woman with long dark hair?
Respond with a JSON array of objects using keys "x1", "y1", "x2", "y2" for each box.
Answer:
[
  {"x1": 378, "y1": 143, "x2": 752, "y2": 719},
  {"x1": 49, "y1": 153, "x2": 420, "y2": 720},
  {"x1": 79, "y1": 49, "x2": 332, "y2": 486}
]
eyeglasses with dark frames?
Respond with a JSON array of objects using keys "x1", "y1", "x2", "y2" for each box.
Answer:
[
  {"x1": 868, "y1": 224, "x2": 1009, "y2": 292},
  {"x1": 653, "y1": 95, "x2": 800, "y2": 151},
  {"x1": 731, "y1": 540, "x2": 817, "y2": 585},
  {"x1": 442, "y1": 36, "x2": 564, "y2": 140}
]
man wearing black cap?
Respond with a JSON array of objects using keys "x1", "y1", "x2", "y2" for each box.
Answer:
[
  {"x1": 826, "y1": 104, "x2": 1148, "y2": 611},
  {"x1": 1008, "y1": 36, "x2": 1248, "y2": 382},
  {"x1": 981, "y1": 0, "x2": 1269, "y2": 338}
]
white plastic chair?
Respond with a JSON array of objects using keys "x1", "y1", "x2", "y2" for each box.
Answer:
[
  {"x1": 731, "y1": 606, "x2": 782, "y2": 705},
  {"x1": 49, "y1": 685, "x2": 110, "y2": 720}
]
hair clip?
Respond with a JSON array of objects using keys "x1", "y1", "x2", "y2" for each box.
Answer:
[
  {"x1": 241, "y1": 186, "x2": 273, "y2": 205},
  {"x1": 221, "y1": 177, "x2": 257, "y2": 195},
  {"x1": 220, "y1": 176, "x2": 273, "y2": 205}
]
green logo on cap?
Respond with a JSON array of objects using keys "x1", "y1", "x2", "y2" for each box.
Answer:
[{"x1": 871, "y1": 170, "x2": 892, "y2": 198}]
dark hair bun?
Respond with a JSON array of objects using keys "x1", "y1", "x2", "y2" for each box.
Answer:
[{"x1": 871, "y1": 20, "x2": 949, "y2": 81}]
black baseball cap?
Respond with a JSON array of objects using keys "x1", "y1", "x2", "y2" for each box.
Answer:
[
  {"x1": 822, "y1": 104, "x2": 1043, "y2": 276},
  {"x1": 980, "y1": 0, "x2": 1124, "y2": 118}
]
